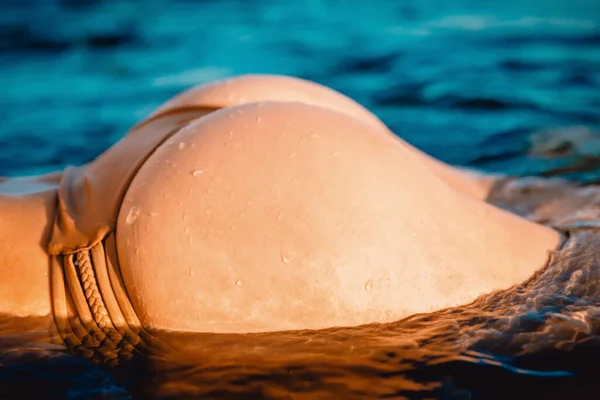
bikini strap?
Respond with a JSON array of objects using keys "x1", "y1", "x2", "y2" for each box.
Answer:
[
  {"x1": 51, "y1": 233, "x2": 140, "y2": 365},
  {"x1": 48, "y1": 107, "x2": 212, "y2": 364}
]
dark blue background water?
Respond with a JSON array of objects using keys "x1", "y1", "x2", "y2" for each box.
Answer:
[{"x1": 1, "y1": 0, "x2": 599, "y2": 180}]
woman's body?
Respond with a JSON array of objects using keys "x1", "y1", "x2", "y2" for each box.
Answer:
[
  {"x1": 0, "y1": 76, "x2": 561, "y2": 355},
  {"x1": 136, "y1": 75, "x2": 498, "y2": 200}
]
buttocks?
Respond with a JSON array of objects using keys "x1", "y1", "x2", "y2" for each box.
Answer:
[{"x1": 115, "y1": 102, "x2": 457, "y2": 334}]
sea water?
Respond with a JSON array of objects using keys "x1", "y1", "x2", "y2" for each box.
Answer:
[{"x1": 1, "y1": 0, "x2": 600, "y2": 398}]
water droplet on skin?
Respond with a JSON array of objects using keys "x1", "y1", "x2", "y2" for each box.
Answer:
[
  {"x1": 192, "y1": 169, "x2": 205, "y2": 176},
  {"x1": 282, "y1": 254, "x2": 291, "y2": 264},
  {"x1": 236, "y1": 279, "x2": 243, "y2": 287},
  {"x1": 228, "y1": 131, "x2": 234, "y2": 139},
  {"x1": 277, "y1": 212, "x2": 282, "y2": 220},
  {"x1": 365, "y1": 280, "x2": 373, "y2": 291},
  {"x1": 226, "y1": 141, "x2": 242, "y2": 148},
  {"x1": 150, "y1": 212, "x2": 160, "y2": 217},
  {"x1": 189, "y1": 269, "x2": 195, "y2": 276},
  {"x1": 125, "y1": 206, "x2": 140, "y2": 224},
  {"x1": 300, "y1": 132, "x2": 319, "y2": 143},
  {"x1": 185, "y1": 226, "x2": 190, "y2": 234},
  {"x1": 288, "y1": 152, "x2": 296, "y2": 158},
  {"x1": 256, "y1": 116, "x2": 262, "y2": 123},
  {"x1": 179, "y1": 142, "x2": 186, "y2": 150}
]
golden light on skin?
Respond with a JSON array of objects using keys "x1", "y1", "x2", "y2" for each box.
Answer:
[
  {"x1": 147, "y1": 74, "x2": 389, "y2": 132},
  {"x1": 0, "y1": 187, "x2": 56, "y2": 317},
  {"x1": 134, "y1": 74, "x2": 496, "y2": 200},
  {"x1": 0, "y1": 77, "x2": 557, "y2": 341},
  {"x1": 116, "y1": 102, "x2": 559, "y2": 334}
]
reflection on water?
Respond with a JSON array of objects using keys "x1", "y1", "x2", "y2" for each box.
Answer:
[{"x1": 0, "y1": 315, "x2": 129, "y2": 399}]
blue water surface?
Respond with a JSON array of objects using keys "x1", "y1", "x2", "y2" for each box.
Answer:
[{"x1": 1, "y1": 0, "x2": 599, "y2": 179}]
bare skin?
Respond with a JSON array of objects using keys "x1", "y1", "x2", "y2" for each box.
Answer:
[
  {"x1": 0, "y1": 74, "x2": 492, "y2": 320},
  {"x1": 0, "y1": 182, "x2": 55, "y2": 316},
  {"x1": 0, "y1": 86, "x2": 557, "y2": 336},
  {"x1": 139, "y1": 75, "x2": 497, "y2": 200},
  {"x1": 116, "y1": 102, "x2": 558, "y2": 333}
]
